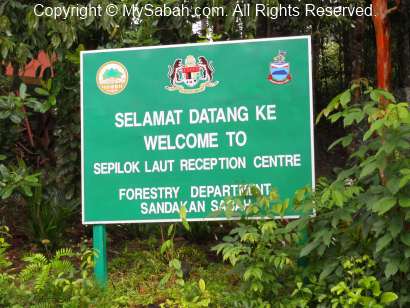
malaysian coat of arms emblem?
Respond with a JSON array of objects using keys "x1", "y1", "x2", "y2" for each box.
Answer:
[
  {"x1": 268, "y1": 51, "x2": 291, "y2": 85},
  {"x1": 165, "y1": 55, "x2": 219, "y2": 94}
]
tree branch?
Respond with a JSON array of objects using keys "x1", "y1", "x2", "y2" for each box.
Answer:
[
  {"x1": 387, "y1": 0, "x2": 401, "y2": 16},
  {"x1": 22, "y1": 106, "x2": 35, "y2": 148}
]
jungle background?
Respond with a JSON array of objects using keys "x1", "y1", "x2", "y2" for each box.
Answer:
[{"x1": 1, "y1": 0, "x2": 410, "y2": 307}]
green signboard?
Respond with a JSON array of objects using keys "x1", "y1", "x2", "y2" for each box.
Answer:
[{"x1": 81, "y1": 36, "x2": 315, "y2": 224}]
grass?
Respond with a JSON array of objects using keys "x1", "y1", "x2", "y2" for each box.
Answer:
[{"x1": 95, "y1": 237, "x2": 240, "y2": 307}]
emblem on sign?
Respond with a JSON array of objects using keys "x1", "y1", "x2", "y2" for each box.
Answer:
[
  {"x1": 268, "y1": 51, "x2": 291, "y2": 85},
  {"x1": 165, "y1": 55, "x2": 219, "y2": 94},
  {"x1": 96, "y1": 61, "x2": 128, "y2": 95}
]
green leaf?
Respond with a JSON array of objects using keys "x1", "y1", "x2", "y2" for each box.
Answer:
[
  {"x1": 321, "y1": 189, "x2": 331, "y2": 204},
  {"x1": 167, "y1": 224, "x2": 174, "y2": 237},
  {"x1": 180, "y1": 205, "x2": 187, "y2": 220},
  {"x1": 21, "y1": 185, "x2": 32, "y2": 197},
  {"x1": 285, "y1": 218, "x2": 304, "y2": 232},
  {"x1": 0, "y1": 111, "x2": 11, "y2": 120},
  {"x1": 295, "y1": 188, "x2": 306, "y2": 202},
  {"x1": 328, "y1": 112, "x2": 342, "y2": 123},
  {"x1": 388, "y1": 216, "x2": 402, "y2": 238},
  {"x1": 343, "y1": 110, "x2": 364, "y2": 127},
  {"x1": 316, "y1": 93, "x2": 342, "y2": 123},
  {"x1": 371, "y1": 197, "x2": 396, "y2": 215},
  {"x1": 399, "y1": 175, "x2": 410, "y2": 189},
  {"x1": 371, "y1": 89, "x2": 396, "y2": 103},
  {"x1": 380, "y1": 292, "x2": 398, "y2": 304},
  {"x1": 385, "y1": 262, "x2": 399, "y2": 278},
  {"x1": 300, "y1": 240, "x2": 320, "y2": 257},
  {"x1": 340, "y1": 90, "x2": 351, "y2": 106},
  {"x1": 319, "y1": 262, "x2": 338, "y2": 281},
  {"x1": 51, "y1": 34, "x2": 61, "y2": 47},
  {"x1": 371, "y1": 119, "x2": 384, "y2": 131},
  {"x1": 159, "y1": 272, "x2": 172, "y2": 288},
  {"x1": 328, "y1": 135, "x2": 353, "y2": 150},
  {"x1": 49, "y1": 96, "x2": 56, "y2": 106},
  {"x1": 386, "y1": 177, "x2": 401, "y2": 195},
  {"x1": 261, "y1": 221, "x2": 276, "y2": 234},
  {"x1": 405, "y1": 248, "x2": 410, "y2": 259},
  {"x1": 359, "y1": 162, "x2": 378, "y2": 179},
  {"x1": 375, "y1": 234, "x2": 392, "y2": 253},
  {"x1": 34, "y1": 87, "x2": 49, "y2": 96},
  {"x1": 398, "y1": 106, "x2": 409, "y2": 120},
  {"x1": 10, "y1": 114, "x2": 22, "y2": 124},
  {"x1": 399, "y1": 198, "x2": 410, "y2": 208},
  {"x1": 25, "y1": 175, "x2": 39, "y2": 183},
  {"x1": 160, "y1": 239, "x2": 173, "y2": 255},
  {"x1": 1, "y1": 187, "x2": 14, "y2": 199},
  {"x1": 179, "y1": 205, "x2": 190, "y2": 231},
  {"x1": 332, "y1": 190, "x2": 344, "y2": 206},
  {"x1": 182, "y1": 220, "x2": 190, "y2": 231},
  {"x1": 198, "y1": 279, "x2": 206, "y2": 292},
  {"x1": 0, "y1": 164, "x2": 9, "y2": 177},
  {"x1": 47, "y1": 79, "x2": 52, "y2": 91},
  {"x1": 363, "y1": 129, "x2": 373, "y2": 141},
  {"x1": 401, "y1": 233, "x2": 410, "y2": 246},
  {"x1": 243, "y1": 267, "x2": 263, "y2": 281},
  {"x1": 19, "y1": 83, "x2": 27, "y2": 99},
  {"x1": 370, "y1": 90, "x2": 380, "y2": 102},
  {"x1": 169, "y1": 259, "x2": 181, "y2": 270},
  {"x1": 401, "y1": 169, "x2": 410, "y2": 175}
]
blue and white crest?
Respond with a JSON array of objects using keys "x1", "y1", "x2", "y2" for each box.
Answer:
[{"x1": 268, "y1": 51, "x2": 291, "y2": 84}]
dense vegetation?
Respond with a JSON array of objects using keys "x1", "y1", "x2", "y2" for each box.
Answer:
[{"x1": 1, "y1": 0, "x2": 409, "y2": 307}]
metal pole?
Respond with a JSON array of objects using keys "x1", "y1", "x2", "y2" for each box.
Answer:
[{"x1": 93, "y1": 224, "x2": 107, "y2": 286}]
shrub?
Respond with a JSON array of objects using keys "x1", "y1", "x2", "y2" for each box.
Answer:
[
  {"x1": 288, "y1": 81, "x2": 410, "y2": 306},
  {"x1": 212, "y1": 190, "x2": 302, "y2": 306},
  {"x1": 291, "y1": 255, "x2": 398, "y2": 307},
  {"x1": 25, "y1": 184, "x2": 78, "y2": 249},
  {"x1": 0, "y1": 226, "x2": 100, "y2": 307},
  {"x1": 212, "y1": 82, "x2": 409, "y2": 306}
]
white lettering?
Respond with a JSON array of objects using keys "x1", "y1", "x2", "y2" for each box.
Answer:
[
  {"x1": 144, "y1": 133, "x2": 219, "y2": 151},
  {"x1": 253, "y1": 154, "x2": 302, "y2": 168}
]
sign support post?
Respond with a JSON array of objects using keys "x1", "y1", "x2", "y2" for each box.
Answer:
[{"x1": 93, "y1": 225, "x2": 107, "y2": 286}]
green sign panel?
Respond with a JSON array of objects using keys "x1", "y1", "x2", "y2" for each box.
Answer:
[{"x1": 81, "y1": 36, "x2": 315, "y2": 224}]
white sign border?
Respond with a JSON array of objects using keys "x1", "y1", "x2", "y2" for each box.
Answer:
[{"x1": 80, "y1": 35, "x2": 316, "y2": 225}]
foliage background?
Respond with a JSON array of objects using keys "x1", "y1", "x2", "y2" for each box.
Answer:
[
  {"x1": 1, "y1": 0, "x2": 409, "y2": 229},
  {"x1": 1, "y1": 0, "x2": 410, "y2": 306}
]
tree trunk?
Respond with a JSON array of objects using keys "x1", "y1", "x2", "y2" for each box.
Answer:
[
  {"x1": 372, "y1": 0, "x2": 392, "y2": 91},
  {"x1": 255, "y1": 15, "x2": 267, "y2": 38},
  {"x1": 372, "y1": 0, "x2": 400, "y2": 186},
  {"x1": 312, "y1": 30, "x2": 321, "y2": 107},
  {"x1": 342, "y1": 28, "x2": 352, "y2": 87},
  {"x1": 398, "y1": 1, "x2": 410, "y2": 101},
  {"x1": 351, "y1": 15, "x2": 365, "y2": 82}
]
